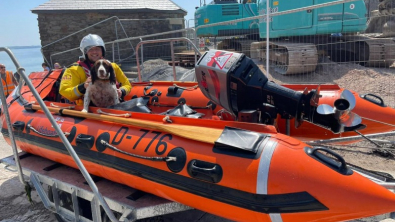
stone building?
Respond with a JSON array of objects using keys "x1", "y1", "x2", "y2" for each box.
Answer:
[{"x1": 32, "y1": 0, "x2": 187, "y2": 67}]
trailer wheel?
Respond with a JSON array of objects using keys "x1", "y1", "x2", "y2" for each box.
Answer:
[{"x1": 48, "y1": 186, "x2": 86, "y2": 222}]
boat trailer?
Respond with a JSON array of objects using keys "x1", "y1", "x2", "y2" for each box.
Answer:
[{"x1": 0, "y1": 153, "x2": 191, "y2": 222}]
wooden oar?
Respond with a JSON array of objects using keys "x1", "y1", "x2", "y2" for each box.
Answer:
[{"x1": 31, "y1": 105, "x2": 223, "y2": 144}]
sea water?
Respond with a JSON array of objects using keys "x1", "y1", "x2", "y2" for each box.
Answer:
[{"x1": 0, "y1": 46, "x2": 44, "y2": 75}]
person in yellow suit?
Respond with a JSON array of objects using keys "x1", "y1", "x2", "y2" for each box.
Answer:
[
  {"x1": 59, "y1": 34, "x2": 131, "y2": 106},
  {"x1": 0, "y1": 64, "x2": 18, "y2": 98}
]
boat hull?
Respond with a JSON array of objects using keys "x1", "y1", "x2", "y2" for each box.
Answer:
[
  {"x1": 3, "y1": 106, "x2": 395, "y2": 221},
  {"x1": 0, "y1": 104, "x2": 301, "y2": 221}
]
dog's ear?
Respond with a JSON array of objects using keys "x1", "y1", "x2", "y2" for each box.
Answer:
[
  {"x1": 109, "y1": 64, "x2": 116, "y2": 85},
  {"x1": 90, "y1": 65, "x2": 97, "y2": 84}
]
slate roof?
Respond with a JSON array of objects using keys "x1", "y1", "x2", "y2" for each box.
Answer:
[{"x1": 31, "y1": 0, "x2": 187, "y2": 14}]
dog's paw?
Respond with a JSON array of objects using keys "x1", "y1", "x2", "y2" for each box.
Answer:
[{"x1": 81, "y1": 109, "x2": 88, "y2": 113}]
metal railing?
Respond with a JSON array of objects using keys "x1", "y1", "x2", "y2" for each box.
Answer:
[
  {"x1": 134, "y1": 37, "x2": 201, "y2": 82},
  {"x1": 48, "y1": 27, "x2": 196, "y2": 69}
]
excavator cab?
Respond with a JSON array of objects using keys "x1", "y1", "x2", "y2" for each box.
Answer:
[{"x1": 257, "y1": 0, "x2": 367, "y2": 38}]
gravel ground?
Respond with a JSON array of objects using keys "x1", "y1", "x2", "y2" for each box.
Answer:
[
  {"x1": 0, "y1": 136, "x2": 57, "y2": 222},
  {"x1": 1, "y1": 58, "x2": 395, "y2": 221}
]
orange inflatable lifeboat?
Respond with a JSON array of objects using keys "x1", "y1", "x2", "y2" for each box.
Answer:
[{"x1": 2, "y1": 50, "x2": 395, "y2": 222}]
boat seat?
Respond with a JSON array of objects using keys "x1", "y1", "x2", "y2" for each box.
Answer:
[
  {"x1": 107, "y1": 97, "x2": 151, "y2": 113},
  {"x1": 161, "y1": 104, "x2": 204, "y2": 118}
]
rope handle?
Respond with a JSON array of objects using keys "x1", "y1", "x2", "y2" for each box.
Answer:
[
  {"x1": 173, "y1": 83, "x2": 198, "y2": 91},
  {"x1": 27, "y1": 124, "x2": 70, "y2": 137}
]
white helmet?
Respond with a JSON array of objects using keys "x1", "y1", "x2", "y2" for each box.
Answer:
[{"x1": 80, "y1": 34, "x2": 106, "y2": 57}]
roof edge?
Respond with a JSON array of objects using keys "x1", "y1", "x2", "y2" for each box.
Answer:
[
  {"x1": 31, "y1": 8, "x2": 187, "y2": 15},
  {"x1": 168, "y1": 0, "x2": 187, "y2": 14}
]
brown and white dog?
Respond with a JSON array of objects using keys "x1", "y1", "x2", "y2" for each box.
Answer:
[{"x1": 82, "y1": 59, "x2": 119, "y2": 112}]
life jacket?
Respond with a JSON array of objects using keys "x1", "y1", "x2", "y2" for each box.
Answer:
[
  {"x1": 1, "y1": 71, "x2": 16, "y2": 97},
  {"x1": 77, "y1": 60, "x2": 92, "y2": 77}
]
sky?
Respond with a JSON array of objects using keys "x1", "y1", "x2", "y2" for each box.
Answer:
[{"x1": 0, "y1": 0, "x2": 200, "y2": 47}]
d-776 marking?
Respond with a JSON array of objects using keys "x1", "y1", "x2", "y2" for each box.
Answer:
[{"x1": 112, "y1": 127, "x2": 173, "y2": 155}]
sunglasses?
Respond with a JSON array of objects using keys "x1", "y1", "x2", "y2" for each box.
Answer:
[{"x1": 0, "y1": 67, "x2": 5, "y2": 69}]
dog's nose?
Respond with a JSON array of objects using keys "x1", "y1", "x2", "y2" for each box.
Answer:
[{"x1": 99, "y1": 69, "x2": 106, "y2": 76}]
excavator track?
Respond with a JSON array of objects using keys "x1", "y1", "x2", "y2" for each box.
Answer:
[
  {"x1": 218, "y1": 35, "x2": 394, "y2": 74},
  {"x1": 250, "y1": 41, "x2": 318, "y2": 75},
  {"x1": 217, "y1": 39, "x2": 257, "y2": 57},
  {"x1": 338, "y1": 35, "x2": 395, "y2": 67}
]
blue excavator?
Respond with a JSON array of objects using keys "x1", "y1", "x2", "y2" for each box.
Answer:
[{"x1": 195, "y1": 0, "x2": 395, "y2": 74}]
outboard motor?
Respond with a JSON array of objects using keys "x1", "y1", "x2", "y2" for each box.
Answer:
[{"x1": 195, "y1": 49, "x2": 361, "y2": 133}]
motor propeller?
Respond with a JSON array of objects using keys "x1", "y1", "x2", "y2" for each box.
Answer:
[{"x1": 316, "y1": 89, "x2": 362, "y2": 129}]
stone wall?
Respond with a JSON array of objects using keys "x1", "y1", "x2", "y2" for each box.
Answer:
[{"x1": 37, "y1": 11, "x2": 186, "y2": 68}]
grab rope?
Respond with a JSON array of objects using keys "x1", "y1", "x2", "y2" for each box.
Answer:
[
  {"x1": 354, "y1": 130, "x2": 382, "y2": 148},
  {"x1": 27, "y1": 124, "x2": 70, "y2": 137},
  {"x1": 173, "y1": 83, "x2": 198, "y2": 90},
  {"x1": 50, "y1": 103, "x2": 75, "y2": 109},
  {"x1": 361, "y1": 117, "x2": 395, "y2": 128},
  {"x1": 100, "y1": 140, "x2": 177, "y2": 162},
  {"x1": 97, "y1": 109, "x2": 131, "y2": 117}
]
